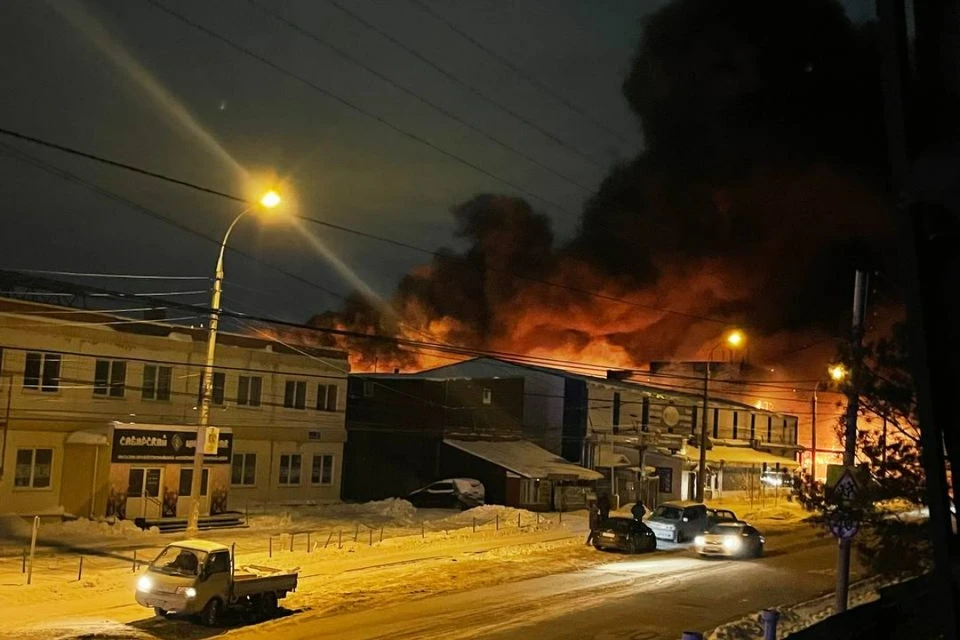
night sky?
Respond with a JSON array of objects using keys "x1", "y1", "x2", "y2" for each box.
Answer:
[{"x1": 0, "y1": 0, "x2": 873, "y2": 324}]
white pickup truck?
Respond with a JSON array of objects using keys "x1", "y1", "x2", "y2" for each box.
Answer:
[{"x1": 135, "y1": 539, "x2": 298, "y2": 626}]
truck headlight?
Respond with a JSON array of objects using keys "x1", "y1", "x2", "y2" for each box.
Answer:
[
  {"x1": 693, "y1": 535, "x2": 705, "y2": 547},
  {"x1": 722, "y1": 536, "x2": 741, "y2": 551},
  {"x1": 177, "y1": 586, "x2": 197, "y2": 598},
  {"x1": 137, "y1": 575, "x2": 153, "y2": 592}
]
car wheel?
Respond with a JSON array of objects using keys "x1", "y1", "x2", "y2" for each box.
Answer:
[
  {"x1": 648, "y1": 536, "x2": 657, "y2": 552},
  {"x1": 260, "y1": 592, "x2": 279, "y2": 619},
  {"x1": 153, "y1": 607, "x2": 168, "y2": 618},
  {"x1": 672, "y1": 531, "x2": 681, "y2": 544},
  {"x1": 200, "y1": 597, "x2": 222, "y2": 627}
]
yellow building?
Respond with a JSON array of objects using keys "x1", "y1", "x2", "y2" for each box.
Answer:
[{"x1": 0, "y1": 297, "x2": 348, "y2": 523}]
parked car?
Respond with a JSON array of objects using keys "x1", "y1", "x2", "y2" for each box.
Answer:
[
  {"x1": 709, "y1": 508, "x2": 739, "y2": 527},
  {"x1": 135, "y1": 540, "x2": 297, "y2": 625},
  {"x1": 407, "y1": 478, "x2": 485, "y2": 510},
  {"x1": 693, "y1": 521, "x2": 765, "y2": 558},
  {"x1": 645, "y1": 501, "x2": 711, "y2": 542},
  {"x1": 592, "y1": 516, "x2": 658, "y2": 554}
]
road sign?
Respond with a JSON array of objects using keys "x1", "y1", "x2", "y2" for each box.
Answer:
[
  {"x1": 826, "y1": 465, "x2": 861, "y2": 506},
  {"x1": 828, "y1": 509, "x2": 860, "y2": 539}
]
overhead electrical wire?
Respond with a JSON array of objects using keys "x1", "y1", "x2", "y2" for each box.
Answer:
[
  {"x1": 323, "y1": 0, "x2": 607, "y2": 170},
  {"x1": 247, "y1": 0, "x2": 598, "y2": 195},
  {"x1": 406, "y1": 0, "x2": 629, "y2": 142}
]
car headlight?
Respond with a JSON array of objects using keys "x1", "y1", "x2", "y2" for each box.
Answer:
[
  {"x1": 177, "y1": 586, "x2": 197, "y2": 599},
  {"x1": 722, "y1": 536, "x2": 742, "y2": 551},
  {"x1": 137, "y1": 575, "x2": 153, "y2": 592},
  {"x1": 693, "y1": 535, "x2": 706, "y2": 547}
]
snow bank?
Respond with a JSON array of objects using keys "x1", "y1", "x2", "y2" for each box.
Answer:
[{"x1": 248, "y1": 498, "x2": 419, "y2": 530}]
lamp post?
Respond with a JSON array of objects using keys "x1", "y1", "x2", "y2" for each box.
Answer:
[
  {"x1": 186, "y1": 190, "x2": 282, "y2": 536},
  {"x1": 696, "y1": 330, "x2": 745, "y2": 503},
  {"x1": 810, "y1": 364, "x2": 848, "y2": 481}
]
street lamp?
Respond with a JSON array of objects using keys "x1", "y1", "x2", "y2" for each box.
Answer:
[
  {"x1": 186, "y1": 190, "x2": 282, "y2": 536},
  {"x1": 810, "y1": 364, "x2": 848, "y2": 480},
  {"x1": 695, "y1": 330, "x2": 746, "y2": 503}
]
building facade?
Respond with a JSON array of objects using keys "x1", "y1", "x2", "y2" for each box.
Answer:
[
  {"x1": 343, "y1": 375, "x2": 600, "y2": 510},
  {"x1": 411, "y1": 358, "x2": 800, "y2": 507},
  {"x1": 0, "y1": 298, "x2": 348, "y2": 522}
]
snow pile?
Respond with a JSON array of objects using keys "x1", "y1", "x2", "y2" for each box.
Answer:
[
  {"x1": 707, "y1": 576, "x2": 902, "y2": 640},
  {"x1": 40, "y1": 518, "x2": 158, "y2": 539},
  {"x1": 248, "y1": 498, "x2": 419, "y2": 530},
  {"x1": 433, "y1": 505, "x2": 541, "y2": 529}
]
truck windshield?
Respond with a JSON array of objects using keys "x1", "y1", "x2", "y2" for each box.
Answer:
[{"x1": 149, "y1": 546, "x2": 207, "y2": 577}]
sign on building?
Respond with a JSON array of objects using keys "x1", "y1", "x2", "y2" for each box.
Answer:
[
  {"x1": 111, "y1": 426, "x2": 232, "y2": 464},
  {"x1": 202, "y1": 426, "x2": 221, "y2": 455}
]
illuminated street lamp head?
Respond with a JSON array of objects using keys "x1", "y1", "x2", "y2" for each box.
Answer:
[
  {"x1": 828, "y1": 364, "x2": 847, "y2": 382},
  {"x1": 259, "y1": 190, "x2": 282, "y2": 209},
  {"x1": 726, "y1": 330, "x2": 745, "y2": 348}
]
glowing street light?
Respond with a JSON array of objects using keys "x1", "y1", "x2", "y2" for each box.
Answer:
[
  {"x1": 187, "y1": 190, "x2": 283, "y2": 536},
  {"x1": 696, "y1": 329, "x2": 747, "y2": 503},
  {"x1": 828, "y1": 364, "x2": 848, "y2": 382}
]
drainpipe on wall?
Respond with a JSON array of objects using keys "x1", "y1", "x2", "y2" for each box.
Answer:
[
  {"x1": 89, "y1": 446, "x2": 99, "y2": 519},
  {"x1": 0, "y1": 376, "x2": 12, "y2": 480}
]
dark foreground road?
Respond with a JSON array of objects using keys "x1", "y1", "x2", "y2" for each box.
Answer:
[{"x1": 235, "y1": 535, "x2": 858, "y2": 640}]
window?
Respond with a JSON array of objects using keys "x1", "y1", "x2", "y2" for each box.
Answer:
[
  {"x1": 23, "y1": 352, "x2": 60, "y2": 392},
  {"x1": 94, "y1": 359, "x2": 127, "y2": 397},
  {"x1": 237, "y1": 376, "x2": 262, "y2": 407},
  {"x1": 311, "y1": 454, "x2": 334, "y2": 485},
  {"x1": 481, "y1": 388, "x2": 492, "y2": 405},
  {"x1": 197, "y1": 372, "x2": 226, "y2": 405},
  {"x1": 656, "y1": 466, "x2": 673, "y2": 493},
  {"x1": 207, "y1": 551, "x2": 230, "y2": 575},
  {"x1": 732, "y1": 411, "x2": 739, "y2": 439},
  {"x1": 316, "y1": 384, "x2": 338, "y2": 412},
  {"x1": 178, "y1": 468, "x2": 209, "y2": 496},
  {"x1": 278, "y1": 454, "x2": 302, "y2": 486},
  {"x1": 14, "y1": 448, "x2": 52, "y2": 488},
  {"x1": 362, "y1": 379, "x2": 374, "y2": 398},
  {"x1": 750, "y1": 414, "x2": 757, "y2": 440},
  {"x1": 231, "y1": 453, "x2": 257, "y2": 486},
  {"x1": 641, "y1": 397, "x2": 650, "y2": 431},
  {"x1": 691, "y1": 408, "x2": 698, "y2": 435},
  {"x1": 767, "y1": 416, "x2": 773, "y2": 441},
  {"x1": 284, "y1": 380, "x2": 306, "y2": 409},
  {"x1": 142, "y1": 365, "x2": 172, "y2": 401},
  {"x1": 712, "y1": 407, "x2": 720, "y2": 438}
]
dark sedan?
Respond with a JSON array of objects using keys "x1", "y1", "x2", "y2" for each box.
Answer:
[
  {"x1": 592, "y1": 517, "x2": 658, "y2": 554},
  {"x1": 693, "y1": 521, "x2": 765, "y2": 558}
]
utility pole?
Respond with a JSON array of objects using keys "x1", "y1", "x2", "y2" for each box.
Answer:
[
  {"x1": 835, "y1": 269, "x2": 869, "y2": 613},
  {"x1": 696, "y1": 362, "x2": 710, "y2": 503},
  {"x1": 810, "y1": 388, "x2": 818, "y2": 481}
]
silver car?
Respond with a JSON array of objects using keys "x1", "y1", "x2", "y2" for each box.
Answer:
[
  {"x1": 645, "y1": 501, "x2": 710, "y2": 543},
  {"x1": 694, "y1": 521, "x2": 765, "y2": 558}
]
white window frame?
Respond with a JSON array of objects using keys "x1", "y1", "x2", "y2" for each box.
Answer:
[
  {"x1": 278, "y1": 453, "x2": 302, "y2": 486},
  {"x1": 231, "y1": 452, "x2": 257, "y2": 487},
  {"x1": 22, "y1": 352, "x2": 61, "y2": 393},
  {"x1": 141, "y1": 364, "x2": 173, "y2": 401},
  {"x1": 310, "y1": 454, "x2": 335, "y2": 486},
  {"x1": 14, "y1": 448, "x2": 53, "y2": 490},
  {"x1": 93, "y1": 359, "x2": 127, "y2": 398},
  {"x1": 284, "y1": 380, "x2": 307, "y2": 410},
  {"x1": 482, "y1": 388, "x2": 492, "y2": 405}
]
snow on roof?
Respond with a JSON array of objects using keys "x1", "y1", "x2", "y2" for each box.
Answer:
[
  {"x1": 596, "y1": 450, "x2": 632, "y2": 468},
  {"x1": 683, "y1": 444, "x2": 799, "y2": 468},
  {"x1": 443, "y1": 439, "x2": 603, "y2": 481}
]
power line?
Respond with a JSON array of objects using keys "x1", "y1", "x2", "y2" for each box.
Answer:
[
  {"x1": 142, "y1": 0, "x2": 581, "y2": 220},
  {"x1": 324, "y1": 0, "x2": 606, "y2": 170},
  {"x1": 0, "y1": 127, "x2": 736, "y2": 328},
  {"x1": 248, "y1": 0, "x2": 598, "y2": 195},
  {"x1": 0, "y1": 140, "x2": 350, "y2": 305},
  {"x1": 0, "y1": 268, "x2": 210, "y2": 281},
  {"x1": 406, "y1": 0, "x2": 628, "y2": 142}
]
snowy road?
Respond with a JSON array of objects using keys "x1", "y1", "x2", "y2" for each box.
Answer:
[{"x1": 7, "y1": 526, "x2": 851, "y2": 640}]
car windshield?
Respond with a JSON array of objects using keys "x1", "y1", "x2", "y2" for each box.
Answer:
[
  {"x1": 149, "y1": 546, "x2": 208, "y2": 577},
  {"x1": 601, "y1": 518, "x2": 635, "y2": 532},
  {"x1": 651, "y1": 506, "x2": 683, "y2": 520},
  {"x1": 709, "y1": 523, "x2": 746, "y2": 534}
]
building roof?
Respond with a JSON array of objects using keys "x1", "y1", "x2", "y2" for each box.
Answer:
[
  {"x1": 682, "y1": 444, "x2": 799, "y2": 468},
  {"x1": 443, "y1": 438, "x2": 603, "y2": 481},
  {"x1": 171, "y1": 539, "x2": 230, "y2": 553},
  {"x1": 418, "y1": 356, "x2": 781, "y2": 415},
  {"x1": 0, "y1": 295, "x2": 347, "y2": 361}
]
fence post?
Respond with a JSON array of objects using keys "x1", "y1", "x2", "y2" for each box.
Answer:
[
  {"x1": 132, "y1": 550, "x2": 137, "y2": 574},
  {"x1": 27, "y1": 516, "x2": 38, "y2": 585},
  {"x1": 421, "y1": 521, "x2": 425, "y2": 539},
  {"x1": 380, "y1": 526, "x2": 384, "y2": 543},
  {"x1": 680, "y1": 633, "x2": 703, "y2": 640},
  {"x1": 496, "y1": 514, "x2": 499, "y2": 531},
  {"x1": 473, "y1": 517, "x2": 476, "y2": 533},
  {"x1": 290, "y1": 533, "x2": 294, "y2": 553},
  {"x1": 307, "y1": 532, "x2": 311, "y2": 552},
  {"x1": 269, "y1": 536, "x2": 273, "y2": 558},
  {"x1": 354, "y1": 524, "x2": 359, "y2": 543},
  {"x1": 537, "y1": 512, "x2": 540, "y2": 526},
  {"x1": 761, "y1": 609, "x2": 780, "y2": 640},
  {"x1": 325, "y1": 531, "x2": 333, "y2": 549},
  {"x1": 245, "y1": 501, "x2": 249, "y2": 526},
  {"x1": 21, "y1": 549, "x2": 26, "y2": 574},
  {"x1": 77, "y1": 555, "x2": 83, "y2": 582},
  {"x1": 518, "y1": 512, "x2": 521, "y2": 529},
  {"x1": 231, "y1": 543, "x2": 236, "y2": 576},
  {"x1": 369, "y1": 529, "x2": 373, "y2": 546},
  {"x1": 338, "y1": 529, "x2": 342, "y2": 549}
]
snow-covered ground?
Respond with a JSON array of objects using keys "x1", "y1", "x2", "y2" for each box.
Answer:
[{"x1": 707, "y1": 575, "x2": 903, "y2": 640}]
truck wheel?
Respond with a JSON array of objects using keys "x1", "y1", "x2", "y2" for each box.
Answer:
[
  {"x1": 200, "y1": 598, "x2": 222, "y2": 627},
  {"x1": 260, "y1": 592, "x2": 279, "y2": 619}
]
